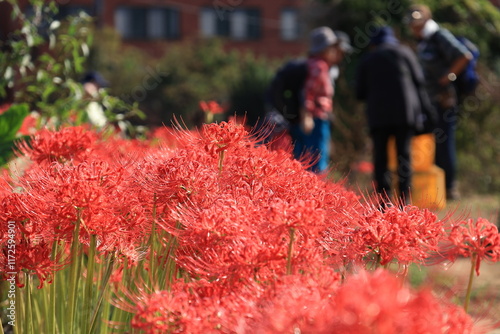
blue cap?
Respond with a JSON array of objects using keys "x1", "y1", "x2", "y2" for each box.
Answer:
[
  {"x1": 82, "y1": 71, "x2": 109, "y2": 88},
  {"x1": 369, "y1": 26, "x2": 399, "y2": 46}
]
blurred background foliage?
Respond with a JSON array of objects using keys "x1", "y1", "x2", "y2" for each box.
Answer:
[
  {"x1": 0, "y1": 0, "x2": 145, "y2": 131},
  {"x1": 91, "y1": 30, "x2": 276, "y2": 128},
  {"x1": 1, "y1": 0, "x2": 500, "y2": 195}
]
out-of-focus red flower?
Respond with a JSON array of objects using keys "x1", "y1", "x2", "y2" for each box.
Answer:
[
  {"x1": 449, "y1": 217, "x2": 500, "y2": 275},
  {"x1": 248, "y1": 265, "x2": 341, "y2": 333},
  {"x1": 0, "y1": 103, "x2": 11, "y2": 115},
  {"x1": 18, "y1": 113, "x2": 38, "y2": 135},
  {"x1": 268, "y1": 129, "x2": 293, "y2": 153},
  {"x1": 352, "y1": 160, "x2": 374, "y2": 174},
  {"x1": 247, "y1": 268, "x2": 475, "y2": 334},
  {"x1": 199, "y1": 100, "x2": 224, "y2": 114},
  {"x1": 125, "y1": 278, "x2": 260, "y2": 334}
]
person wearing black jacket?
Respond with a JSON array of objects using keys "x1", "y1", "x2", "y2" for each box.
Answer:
[
  {"x1": 356, "y1": 26, "x2": 432, "y2": 206},
  {"x1": 406, "y1": 4, "x2": 472, "y2": 200}
]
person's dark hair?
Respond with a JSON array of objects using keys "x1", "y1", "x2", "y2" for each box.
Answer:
[
  {"x1": 81, "y1": 71, "x2": 109, "y2": 88},
  {"x1": 369, "y1": 26, "x2": 399, "y2": 46}
]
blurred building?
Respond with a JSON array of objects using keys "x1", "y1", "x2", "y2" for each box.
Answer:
[{"x1": 1, "y1": 0, "x2": 307, "y2": 59}]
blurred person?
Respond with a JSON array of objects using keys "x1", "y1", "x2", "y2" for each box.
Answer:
[
  {"x1": 264, "y1": 27, "x2": 351, "y2": 174},
  {"x1": 82, "y1": 71, "x2": 109, "y2": 129},
  {"x1": 355, "y1": 26, "x2": 435, "y2": 206},
  {"x1": 405, "y1": 4, "x2": 473, "y2": 200},
  {"x1": 290, "y1": 26, "x2": 350, "y2": 173},
  {"x1": 330, "y1": 30, "x2": 354, "y2": 89}
]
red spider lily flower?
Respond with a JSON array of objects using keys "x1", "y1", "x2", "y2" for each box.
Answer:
[
  {"x1": 14, "y1": 240, "x2": 67, "y2": 288},
  {"x1": 330, "y1": 270, "x2": 476, "y2": 333},
  {"x1": 17, "y1": 159, "x2": 149, "y2": 255},
  {"x1": 0, "y1": 103, "x2": 11, "y2": 114},
  {"x1": 327, "y1": 269, "x2": 411, "y2": 334},
  {"x1": 403, "y1": 288, "x2": 478, "y2": 334},
  {"x1": 227, "y1": 114, "x2": 247, "y2": 126},
  {"x1": 267, "y1": 129, "x2": 293, "y2": 152},
  {"x1": 170, "y1": 197, "x2": 282, "y2": 281},
  {"x1": 201, "y1": 120, "x2": 251, "y2": 156},
  {"x1": 199, "y1": 100, "x2": 224, "y2": 114},
  {"x1": 346, "y1": 205, "x2": 445, "y2": 267},
  {"x1": 121, "y1": 278, "x2": 261, "y2": 334},
  {"x1": 247, "y1": 265, "x2": 342, "y2": 333},
  {"x1": 448, "y1": 218, "x2": 500, "y2": 275},
  {"x1": 147, "y1": 126, "x2": 184, "y2": 148},
  {"x1": 351, "y1": 160, "x2": 374, "y2": 174},
  {"x1": 18, "y1": 112, "x2": 39, "y2": 136},
  {"x1": 160, "y1": 122, "x2": 365, "y2": 282},
  {"x1": 16, "y1": 126, "x2": 98, "y2": 164},
  {"x1": 0, "y1": 192, "x2": 68, "y2": 288}
]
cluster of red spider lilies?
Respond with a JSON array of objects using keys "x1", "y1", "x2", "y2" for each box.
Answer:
[{"x1": 1, "y1": 121, "x2": 499, "y2": 333}]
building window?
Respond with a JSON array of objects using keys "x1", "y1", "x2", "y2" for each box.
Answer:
[
  {"x1": 200, "y1": 8, "x2": 216, "y2": 37},
  {"x1": 280, "y1": 8, "x2": 299, "y2": 41},
  {"x1": 115, "y1": 6, "x2": 180, "y2": 40},
  {"x1": 200, "y1": 8, "x2": 261, "y2": 40}
]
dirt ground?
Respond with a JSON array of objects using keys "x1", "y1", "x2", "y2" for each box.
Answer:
[
  {"x1": 427, "y1": 254, "x2": 500, "y2": 334},
  {"x1": 432, "y1": 195, "x2": 500, "y2": 333},
  {"x1": 438, "y1": 259, "x2": 500, "y2": 333}
]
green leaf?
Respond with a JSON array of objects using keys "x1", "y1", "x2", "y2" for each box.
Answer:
[
  {"x1": 0, "y1": 103, "x2": 30, "y2": 143},
  {"x1": 0, "y1": 136, "x2": 30, "y2": 167},
  {"x1": 0, "y1": 139, "x2": 17, "y2": 166}
]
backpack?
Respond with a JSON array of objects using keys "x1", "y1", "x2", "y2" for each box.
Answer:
[
  {"x1": 265, "y1": 59, "x2": 308, "y2": 124},
  {"x1": 454, "y1": 36, "x2": 480, "y2": 98}
]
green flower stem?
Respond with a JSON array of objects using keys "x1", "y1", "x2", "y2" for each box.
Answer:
[
  {"x1": 287, "y1": 228, "x2": 296, "y2": 275},
  {"x1": 49, "y1": 240, "x2": 59, "y2": 334},
  {"x1": 98, "y1": 289, "x2": 111, "y2": 334},
  {"x1": 33, "y1": 293, "x2": 43, "y2": 331},
  {"x1": 56, "y1": 261, "x2": 66, "y2": 333},
  {"x1": 82, "y1": 235, "x2": 97, "y2": 334},
  {"x1": 40, "y1": 284, "x2": 49, "y2": 332},
  {"x1": 164, "y1": 228, "x2": 179, "y2": 291},
  {"x1": 15, "y1": 281, "x2": 23, "y2": 334},
  {"x1": 111, "y1": 259, "x2": 131, "y2": 328},
  {"x1": 110, "y1": 284, "x2": 132, "y2": 333},
  {"x1": 464, "y1": 253, "x2": 477, "y2": 313},
  {"x1": 67, "y1": 209, "x2": 83, "y2": 334},
  {"x1": 206, "y1": 112, "x2": 214, "y2": 124},
  {"x1": 89, "y1": 257, "x2": 115, "y2": 334},
  {"x1": 25, "y1": 275, "x2": 33, "y2": 334}
]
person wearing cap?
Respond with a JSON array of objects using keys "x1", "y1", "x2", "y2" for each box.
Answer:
[
  {"x1": 355, "y1": 26, "x2": 432, "y2": 206},
  {"x1": 290, "y1": 26, "x2": 350, "y2": 173},
  {"x1": 406, "y1": 4, "x2": 472, "y2": 200},
  {"x1": 330, "y1": 31, "x2": 354, "y2": 87}
]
